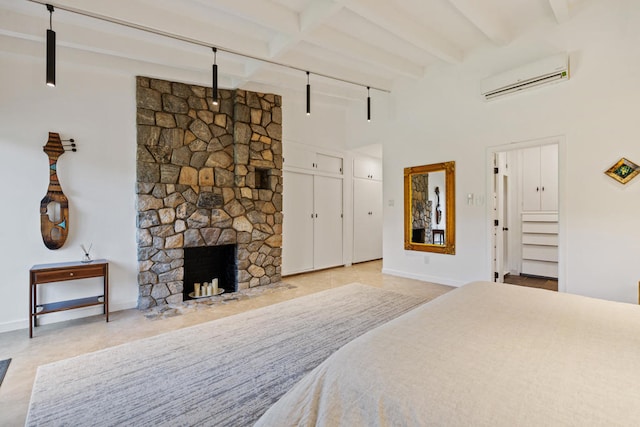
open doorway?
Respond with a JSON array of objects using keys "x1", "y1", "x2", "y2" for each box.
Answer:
[{"x1": 489, "y1": 137, "x2": 563, "y2": 292}]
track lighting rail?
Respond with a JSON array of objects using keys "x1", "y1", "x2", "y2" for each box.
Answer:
[{"x1": 28, "y1": 0, "x2": 390, "y2": 94}]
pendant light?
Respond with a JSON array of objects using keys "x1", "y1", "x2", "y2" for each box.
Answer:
[
  {"x1": 212, "y1": 47, "x2": 218, "y2": 105},
  {"x1": 306, "y1": 71, "x2": 311, "y2": 116},
  {"x1": 31, "y1": 1, "x2": 392, "y2": 106},
  {"x1": 46, "y1": 4, "x2": 55, "y2": 87},
  {"x1": 367, "y1": 87, "x2": 371, "y2": 122}
]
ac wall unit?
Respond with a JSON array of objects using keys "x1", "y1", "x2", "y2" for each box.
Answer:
[{"x1": 480, "y1": 54, "x2": 569, "y2": 101}]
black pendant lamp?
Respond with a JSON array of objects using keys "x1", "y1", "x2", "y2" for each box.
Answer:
[
  {"x1": 212, "y1": 47, "x2": 219, "y2": 105},
  {"x1": 46, "y1": 4, "x2": 55, "y2": 87},
  {"x1": 306, "y1": 71, "x2": 311, "y2": 116},
  {"x1": 367, "y1": 87, "x2": 371, "y2": 122}
]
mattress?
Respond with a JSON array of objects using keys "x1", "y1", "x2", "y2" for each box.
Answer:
[{"x1": 256, "y1": 281, "x2": 640, "y2": 426}]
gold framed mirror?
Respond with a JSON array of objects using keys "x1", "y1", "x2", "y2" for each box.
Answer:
[{"x1": 404, "y1": 161, "x2": 455, "y2": 254}]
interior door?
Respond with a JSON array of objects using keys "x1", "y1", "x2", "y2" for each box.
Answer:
[
  {"x1": 492, "y1": 152, "x2": 508, "y2": 282},
  {"x1": 521, "y1": 146, "x2": 541, "y2": 211},
  {"x1": 540, "y1": 144, "x2": 558, "y2": 211},
  {"x1": 500, "y1": 174, "x2": 509, "y2": 277},
  {"x1": 313, "y1": 175, "x2": 343, "y2": 270},
  {"x1": 353, "y1": 178, "x2": 382, "y2": 263},
  {"x1": 282, "y1": 171, "x2": 314, "y2": 275}
]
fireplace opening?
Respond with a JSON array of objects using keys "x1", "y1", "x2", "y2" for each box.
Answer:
[{"x1": 183, "y1": 245, "x2": 238, "y2": 300}]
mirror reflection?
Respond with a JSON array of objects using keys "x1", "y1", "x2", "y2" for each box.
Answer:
[
  {"x1": 410, "y1": 171, "x2": 446, "y2": 245},
  {"x1": 404, "y1": 161, "x2": 455, "y2": 255}
]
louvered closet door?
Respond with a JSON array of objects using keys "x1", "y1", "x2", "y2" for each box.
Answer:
[
  {"x1": 282, "y1": 171, "x2": 314, "y2": 275},
  {"x1": 313, "y1": 175, "x2": 343, "y2": 270}
]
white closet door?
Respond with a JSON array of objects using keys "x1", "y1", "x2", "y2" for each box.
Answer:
[
  {"x1": 353, "y1": 156, "x2": 382, "y2": 180},
  {"x1": 316, "y1": 153, "x2": 343, "y2": 175},
  {"x1": 353, "y1": 178, "x2": 383, "y2": 263},
  {"x1": 540, "y1": 144, "x2": 558, "y2": 211},
  {"x1": 369, "y1": 180, "x2": 383, "y2": 259},
  {"x1": 282, "y1": 171, "x2": 314, "y2": 275},
  {"x1": 521, "y1": 146, "x2": 541, "y2": 211},
  {"x1": 284, "y1": 144, "x2": 315, "y2": 170},
  {"x1": 313, "y1": 175, "x2": 343, "y2": 270}
]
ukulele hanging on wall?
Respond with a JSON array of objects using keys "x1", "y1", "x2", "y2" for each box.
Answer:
[{"x1": 40, "y1": 132, "x2": 76, "y2": 249}]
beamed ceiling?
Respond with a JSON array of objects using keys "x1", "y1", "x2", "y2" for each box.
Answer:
[{"x1": 1, "y1": 0, "x2": 587, "y2": 102}]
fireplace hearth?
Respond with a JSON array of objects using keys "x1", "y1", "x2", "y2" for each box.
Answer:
[{"x1": 183, "y1": 245, "x2": 237, "y2": 299}]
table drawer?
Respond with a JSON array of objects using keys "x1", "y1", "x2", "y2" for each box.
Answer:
[{"x1": 33, "y1": 265, "x2": 105, "y2": 283}]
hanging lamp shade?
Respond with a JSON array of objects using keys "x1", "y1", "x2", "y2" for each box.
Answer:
[
  {"x1": 306, "y1": 71, "x2": 310, "y2": 116},
  {"x1": 212, "y1": 47, "x2": 218, "y2": 105},
  {"x1": 46, "y1": 4, "x2": 55, "y2": 87},
  {"x1": 367, "y1": 87, "x2": 371, "y2": 122}
]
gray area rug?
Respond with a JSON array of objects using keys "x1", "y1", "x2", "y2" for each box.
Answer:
[
  {"x1": 26, "y1": 283, "x2": 426, "y2": 426},
  {"x1": 0, "y1": 358, "x2": 10, "y2": 387}
]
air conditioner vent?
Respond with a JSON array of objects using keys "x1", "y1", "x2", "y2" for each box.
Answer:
[{"x1": 481, "y1": 54, "x2": 569, "y2": 101}]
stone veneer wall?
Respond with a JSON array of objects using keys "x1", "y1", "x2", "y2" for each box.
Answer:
[
  {"x1": 135, "y1": 76, "x2": 282, "y2": 309},
  {"x1": 411, "y1": 174, "x2": 433, "y2": 244}
]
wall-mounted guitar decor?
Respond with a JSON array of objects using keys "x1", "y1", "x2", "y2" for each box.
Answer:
[{"x1": 40, "y1": 132, "x2": 76, "y2": 249}]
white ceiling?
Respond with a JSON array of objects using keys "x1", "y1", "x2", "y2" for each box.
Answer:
[{"x1": 1, "y1": 0, "x2": 586, "y2": 101}]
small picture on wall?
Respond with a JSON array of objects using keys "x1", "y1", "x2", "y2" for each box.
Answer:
[{"x1": 605, "y1": 157, "x2": 640, "y2": 184}]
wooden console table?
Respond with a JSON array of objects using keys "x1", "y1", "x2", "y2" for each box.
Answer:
[
  {"x1": 29, "y1": 259, "x2": 109, "y2": 338},
  {"x1": 432, "y1": 229, "x2": 445, "y2": 245}
]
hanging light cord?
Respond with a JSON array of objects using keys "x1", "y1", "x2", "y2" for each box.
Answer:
[
  {"x1": 28, "y1": 0, "x2": 389, "y2": 94},
  {"x1": 47, "y1": 4, "x2": 53, "y2": 29}
]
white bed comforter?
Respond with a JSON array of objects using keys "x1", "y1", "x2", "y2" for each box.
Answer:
[{"x1": 256, "y1": 281, "x2": 640, "y2": 426}]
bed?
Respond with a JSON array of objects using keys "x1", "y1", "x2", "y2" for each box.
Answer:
[{"x1": 255, "y1": 281, "x2": 640, "y2": 426}]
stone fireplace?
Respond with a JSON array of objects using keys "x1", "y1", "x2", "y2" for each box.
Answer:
[
  {"x1": 135, "y1": 76, "x2": 283, "y2": 309},
  {"x1": 411, "y1": 173, "x2": 432, "y2": 244}
]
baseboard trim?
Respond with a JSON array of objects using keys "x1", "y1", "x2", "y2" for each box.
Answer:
[
  {"x1": 0, "y1": 319, "x2": 27, "y2": 334},
  {"x1": 110, "y1": 300, "x2": 137, "y2": 312},
  {"x1": 0, "y1": 300, "x2": 137, "y2": 334},
  {"x1": 382, "y1": 268, "x2": 467, "y2": 288}
]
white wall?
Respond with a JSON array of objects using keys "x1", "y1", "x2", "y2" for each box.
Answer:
[
  {"x1": 0, "y1": 44, "x2": 348, "y2": 333},
  {"x1": 378, "y1": 0, "x2": 640, "y2": 303},
  {"x1": 0, "y1": 51, "x2": 139, "y2": 331},
  {"x1": 282, "y1": 97, "x2": 347, "y2": 153}
]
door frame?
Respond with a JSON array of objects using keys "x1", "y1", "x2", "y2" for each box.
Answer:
[{"x1": 486, "y1": 135, "x2": 566, "y2": 293}]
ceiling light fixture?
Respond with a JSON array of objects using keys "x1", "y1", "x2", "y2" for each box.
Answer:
[
  {"x1": 212, "y1": 47, "x2": 218, "y2": 105},
  {"x1": 306, "y1": 71, "x2": 311, "y2": 116},
  {"x1": 367, "y1": 87, "x2": 371, "y2": 122},
  {"x1": 32, "y1": 1, "x2": 390, "y2": 105},
  {"x1": 46, "y1": 3, "x2": 55, "y2": 87}
]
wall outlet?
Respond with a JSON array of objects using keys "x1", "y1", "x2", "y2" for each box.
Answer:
[
  {"x1": 423, "y1": 255, "x2": 430, "y2": 264},
  {"x1": 388, "y1": 199, "x2": 394, "y2": 207}
]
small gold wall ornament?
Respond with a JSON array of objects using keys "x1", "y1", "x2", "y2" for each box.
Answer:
[
  {"x1": 40, "y1": 132, "x2": 76, "y2": 249},
  {"x1": 605, "y1": 157, "x2": 640, "y2": 185}
]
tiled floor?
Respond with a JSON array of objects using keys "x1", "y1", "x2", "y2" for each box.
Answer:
[
  {"x1": 0, "y1": 260, "x2": 452, "y2": 425},
  {"x1": 504, "y1": 274, "x2": 558, "y2": 292}
]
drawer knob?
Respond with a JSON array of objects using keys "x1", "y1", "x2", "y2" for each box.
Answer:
[{"x1": 70, "y1": 273, "x2": 74, "y2": 276}]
